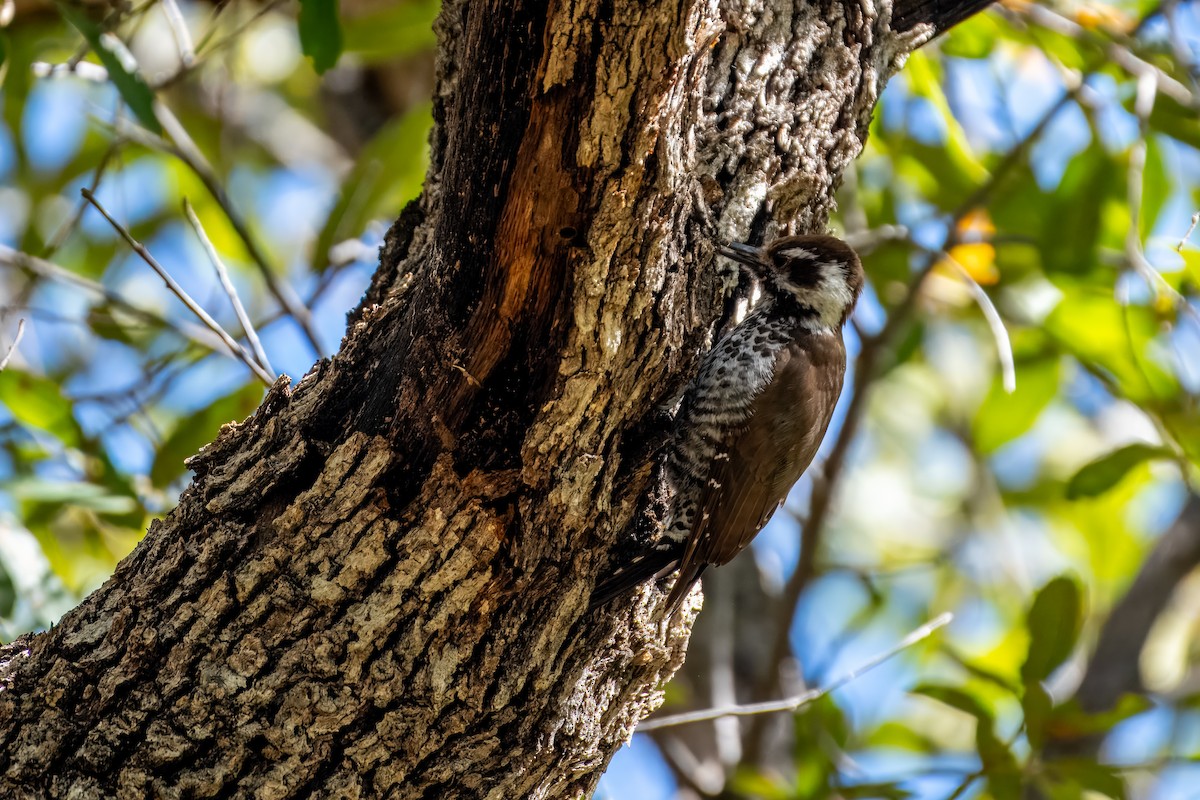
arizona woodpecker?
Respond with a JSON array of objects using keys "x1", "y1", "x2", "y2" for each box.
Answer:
[{"x1": 593, "y1": 234, "x2": 864, "y2": 612}]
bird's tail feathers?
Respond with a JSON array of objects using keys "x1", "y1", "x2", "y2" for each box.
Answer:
[
  {"x1": 664, "y1": 563, "x2": 706, "y2": 614},
  {"x1": 588, "y1": 550, "x2": 678, "y2": 611}
]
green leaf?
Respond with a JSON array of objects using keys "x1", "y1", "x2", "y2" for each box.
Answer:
[
  {"x1": 887, "y1": 320, "x2": 925, "y2": 371},
  {"x1": 1023, "y1": 681, "x2": 1053, "y2": 752},
  {"x1": 912, "y1": 685, "x2": 1019, "y2": 799},
  {"x1": 311, "y1": 104, "x2": 431, "y2": 272},
  {"x1": 150, "y1": 383, "x2": 265, "y2": 488},
  {"x1": 1045, "y1": 289, "x2": 1178, "y2": 404},
  {"x1": 973, "y1": 357, "x2": 1060, "y2": 453},
  {"x1": 911, "y1": 683, "x2": 994, "y2": 722},
  {"x1": 10, "y1": 479, "x2": 139, "y2": 515},
  {"x1": 863, "y1": 240, "x2": 914, "y2": 298},
  {"x1": 795, "y1": 756, "x2": 828, "y2": 799},
  {"x1": 979, "y1": 728, "x2": 1021, "y2": 800},
  {"x1": 991, "y1": 181, "x2": 1053, "y2": 277},
  {"x1": 1047, "y1": 695, "x2": 1152, "y2": 740},
  {"x1": 1164, "y1": 404, "x2": 1200, "y2": 468},
  {"x1": 797, "y1": 694, "x2": 850, "y2": 749},
  {"x1": 1177, "y1": 253, "x2": 1200, "y2": 311},
  {"x1": 862, "y1": 721, "x2": 941, "y2": 753},
  {"x1": 1040, "y1": 145, "x2": 1120, "y2": 277},
  {"x1": 341, "y1": 0, "x2": 437, "y2": 63},
  {"x1": 1066, "y1": 762, "x2": 1126, "y2": 800},
  {"x1": 1066, "y1": 443, "x2": 1174, "y2": 499},
  {"x1": 904, "y1": 52, "x2": 989, "y2": 190},
  {"x1": 86, "y1": 304, "x2": 155, "y2": 347},
  {"x1": 1141, "y1": 136, "x2": 1169, "y2": 238},
  {"x1": 1146, "y1": 93, "x2": 1200, "y2": 150},
  {"x1": 1021, "y1": 576, "x2": 1082, "y2": 688},
  {"x1": 298, "y1": 0, "x2": 343, "y2": 74},
  {"x1": 941, "y1": 647, "x2": 1020, "y2": 694},
  {"x1": 1049, "y1": 34, "x2": 1097, "y2": 71},
  {"x1": 57, "y1": 3, "x2": 161, "y2": 134},
  {"x1": 1043, "y1": 760, "x2": 1127, "y2": 800},
  {"x1": 727, "y1": 771, "x2": 792, "y2": 800},
  {"x1": 839, "y1": 781, "x2": 913, "y2": 799},
  {"x1": 895, "y1": 145, "x2": 978, "y2": 214},
  {"x1": 938, "y1": 15, "x2": 998, "y2": 58},
  {"x1": 0, "y1": 559, "x2": 15, "y2": 621},
  {"x1": 25, "y1": 508, "x2": 131, "y2": 593},
  {"x1": 0, "y1": 32, "x2": 9, "y2": 89},
  {"x1": 0, "y1": 368, "x2": 83, "y2": 448}
]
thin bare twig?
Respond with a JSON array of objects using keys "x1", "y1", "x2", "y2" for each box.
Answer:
[
  {"x1": 1176, "y1": 212, "x2": 1199, "y2": 253},
  {"x1": 159, "y1": 0, "x2": 195, "y2": 67},
  {"x1": 81, "y1": 188, "x2": 274, "y2": 385},
  {"x1": 1126, "y1": 70, "x2": 1161, "y2": 297},
  {"x1": 1121, "y1": 71, "x2": 1200, "y2": 324},
  {"x1": 944, "y1": 770, "x2": 984, "y2": 800},
  {"x1": 34, "y1": 50, "x2": 323, "y2": 357},
  {"x1": 183, "y1": 199, "x2": 273, "y2": 376},
  {"x1": 153, "y1": 104, "x2": 324, "y2": 356},
  {"x1": 1019, "y1": 3, "x2": 1197, "y2": 109},
  {"x1": 152, "y1": 0, "x2": 289, "y2": 90},
  {"x1": 0, "y1": 319, "x2": 26, "y2": 372},
  {"x1": 655, "y1": 737, "x2": 724, "y2": 795},
  {"x1": 1161, "y1": 0, "x2": 1200, "y2": 91},
  {"x1": 32, "y1": 61, "x2": 110, "y2": 81},
  {"x1": 941, "y1": 252, "x2": 1016, "y2": 393},
  {"x1": 638, "y1": 613, "x2": 953, "y2": 731},
  {"x1": 42, "y1": 141, "x2": 122, "y2": 258},
  {"x1": 0, "y1": 243, "x2": 221, "y2": 350},
  {"x1": 843, "y1": 224, "x2": 911, "y2": 254}
]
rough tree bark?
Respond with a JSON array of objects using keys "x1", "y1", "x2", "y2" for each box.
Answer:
[{"x1": 0, "y1": 0, "x2": 991, "y2": 796}]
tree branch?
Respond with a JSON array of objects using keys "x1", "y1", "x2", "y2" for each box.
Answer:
[
  {"x1": 1075, "y1": 495, "x2": 1200, "y2": 715},
  {"x1": 892, "y1": 0, "x2": 995, "y2": 34},
  {"x1": 1037, "y1": 494, "x2": 1200, "y2": 783},
  {"x1": 81, "y1": 188, "x2": 275, "y2": 386},
  {"x1": 0, "y1": 318, "x2": 25, "y2": 372},
  {"x1": 638, "y1": 613, "x2": 951, "y2": 731}
]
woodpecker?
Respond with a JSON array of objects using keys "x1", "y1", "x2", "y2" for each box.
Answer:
[{"x1": 592, "y1": 234, "x2": 864, "y2": 612}]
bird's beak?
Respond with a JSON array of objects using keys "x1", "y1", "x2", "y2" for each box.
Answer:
[
  {"x1": 717, "y1": 241, "x2": 769, "y2": 280},
  {"x1": 717, "y1": 241, "x2": 763, "y2": 265}
]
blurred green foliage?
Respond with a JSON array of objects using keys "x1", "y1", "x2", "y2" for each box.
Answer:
[
  {"x1": 0, "y1": 0, "x2": 432, "y2": 598},
  {"x1": 299, "y1": 0, "x2": 343, "y2": 74}
]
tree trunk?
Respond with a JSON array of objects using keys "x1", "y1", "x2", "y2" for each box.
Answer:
[{"x1": 0, "y1": 1, "x2": 989, "y2": 796}]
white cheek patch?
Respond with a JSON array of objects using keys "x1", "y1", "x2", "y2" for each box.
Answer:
[{"x1": 788, "y1": 261, "x2": 854, "y2": 327}]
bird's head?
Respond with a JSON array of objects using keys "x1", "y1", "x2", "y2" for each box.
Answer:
[{"x1": 718, "y1": 234, "x2": 864, "y2": 328}]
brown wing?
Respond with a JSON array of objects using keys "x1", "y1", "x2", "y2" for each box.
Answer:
[{"x1": 666, "y1": 332, "x2": 846, "y2": 609}]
